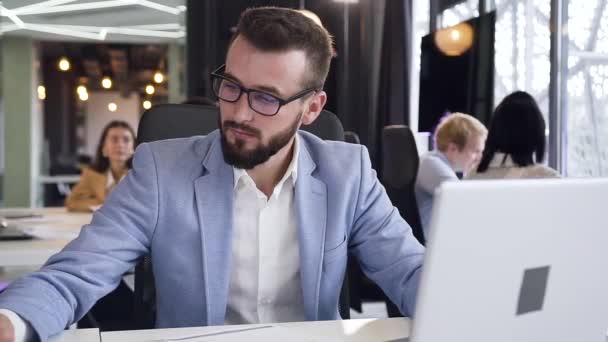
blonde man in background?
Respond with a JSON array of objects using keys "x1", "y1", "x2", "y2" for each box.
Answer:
[{"x1": 415, "y1": 112, "x2": 487, "y2": 239}]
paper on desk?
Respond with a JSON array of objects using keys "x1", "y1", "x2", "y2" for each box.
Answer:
[
  {"x1": 160, "y1": 325, "x2": 333, "y2": 342},
  {"x1": 19, "y1": 225, "x2": 80, "y2": 240}
]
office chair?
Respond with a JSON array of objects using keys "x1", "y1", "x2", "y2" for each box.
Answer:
[
  {"x1": 136, "y1": 104, "x2": 345, "y2": 144},
  {"x1": 133, "y1": 104, "x2": 348, "y2": 329},
  {"x1": 381, "y1": 125, "x2": 424, "y2": 244},
  {"x1": 380, "y1": 125, "x2": 424, "y2": 317},
  {"x1": 344, "y1": 131, "x2": 361, "y2": 144}
]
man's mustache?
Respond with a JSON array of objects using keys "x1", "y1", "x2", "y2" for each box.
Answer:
[{"x1": 222, "y1": 121, "x2": 261, "y2": 138}]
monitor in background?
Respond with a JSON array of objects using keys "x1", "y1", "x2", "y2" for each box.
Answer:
[
  {"x1": 411, "y1": 179, "x2": 608, "y2": 342},
  {"x1": 418, "y1": 11, "x2": 496, "y2": 135}
]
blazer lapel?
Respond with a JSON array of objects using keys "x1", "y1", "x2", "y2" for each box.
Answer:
[
  {"x1": 194, "y1": 135, "x2": 235, "y2": 325},
  {"x1": 295, "y1": 137, "x2": 328, "y2": 320}
]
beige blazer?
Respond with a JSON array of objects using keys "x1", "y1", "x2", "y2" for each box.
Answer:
[
  {"x1": 466, "y1": 153, "x2": 560, "y2": 180},
  {"x1": 65, "y1": 168, "x2": 110, "y2": 212}
]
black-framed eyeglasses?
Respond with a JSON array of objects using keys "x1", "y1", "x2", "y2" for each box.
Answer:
[{"x1": 210, "y1": 64, "x2": 319, "y2": 116}]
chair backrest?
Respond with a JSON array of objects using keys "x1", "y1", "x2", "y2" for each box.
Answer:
[
  {"x1": 301, "y1": 109, "x2": 344, "y2": 141},
  {"x1": 381, "y1": 125, "x2": 425, "y2": 245},
  {"x1": 136, "y1": 104, "x2": 219, "y2": 144},
  {"x1": 133, "y1": 104, "x2": 348, "y2": 328},
  {"x1": 137, "y1": 103, "x2": 344, "y2": 144}
]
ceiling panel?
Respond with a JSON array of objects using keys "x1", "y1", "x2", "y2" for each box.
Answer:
[{"x1": 1, "y1": 0, "x2": 186, "y2": 43}]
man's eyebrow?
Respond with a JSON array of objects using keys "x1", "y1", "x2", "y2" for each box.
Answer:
[{"x1": 223, "y1": 70, "x2": 285, "y2": 98}]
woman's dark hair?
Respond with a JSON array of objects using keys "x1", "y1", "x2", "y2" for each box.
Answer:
[
  {"x1": 90, "y1": 120, "x2": 136, "y2": 173},
  {"x1": 477, "y1": 91, "x2": 546, "y2": 173}
]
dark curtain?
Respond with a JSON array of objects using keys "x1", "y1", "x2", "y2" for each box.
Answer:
[
  {"x1": 186, "y1": 0, "x2": 300, "y2": 100},
  {"x1": 370, "y1": 0, "x2": 412, "y2": 170}
]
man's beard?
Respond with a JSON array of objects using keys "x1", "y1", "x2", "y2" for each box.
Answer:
[{"x1": 220, "y1": 111, "x2": 302, "y2": 169}]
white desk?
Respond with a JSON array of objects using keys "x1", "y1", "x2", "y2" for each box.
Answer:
[
  {"x1": 0, "y1": 208, "x2": 92, "y2": 267},
  {"x1": 50, "y1": 328, "x2": 100, "y2": 342},
  {"x1": 101, "y1": 318, "x2": 410, "y2": 342}
]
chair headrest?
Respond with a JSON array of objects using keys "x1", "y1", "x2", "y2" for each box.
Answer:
[
  {"x1": 301, "y1": 110, "x2": 344, "y2": 141},
  {"x1": 137, "y1": 104, "x2": 344, "y2": 144},
  {"x1": 137, "y1": 104, "x2": 219, "y2": 145},
  {"x1": 344, "y1": 131, "x2": 361, "y2": 144}
]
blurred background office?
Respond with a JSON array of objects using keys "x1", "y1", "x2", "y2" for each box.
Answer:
[
  {"x1": 0, "y1": 0, "x2": 606, "y2": 207},
  {"x1": 2, "y1": 0, "x2": 607, "y2": 209}
]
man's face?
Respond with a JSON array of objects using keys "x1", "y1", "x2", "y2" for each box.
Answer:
[
  {"x1": 449, "y1": 134, "x2": 486, "y2": 172},
  {"x1": 218, "y1": 36, "x2": 326, "y2": 169}
]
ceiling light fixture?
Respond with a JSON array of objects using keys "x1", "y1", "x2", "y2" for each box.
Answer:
[
  {"x1": 102, "y1": 77, "x2": 112, "y2": 89},
  {"x1": 0, "y1": 6, "x2": 25, "y2": 27},
  {"x1": 10, "y1": 0, "x2": 79, "y2": 15},
  {"x1": 58, "y1": 57, "x2": 71, "y2": 71},
  {"x1": 153, "y1": 72, "x2": 164, "y2": 83},
  {"x1": 21, "y1": 23, "x2": 185, "y2": 39},
  {"x1": 0, "y1": 24, "x2": 21, "y2": 34},
  {"x1": 108, "y1": 102, "x2": 118, "y2": 112},
  {"x1": 434, "y1": 22, "x2": 474, "y2": 57},
  {"x1": 2, "y1": 2, "x2": 186, "y2": 41},
  {"x1": 14, "y1": 1, "x2": 131, "y2": 16},
  {"x1": 24, "y1": 23, "x2": 105, "y2": 40},
  {"x1": 77, "y1": 85, "x2": 88, "y2": 94},
  {"x1": 37, "y1": 86, "x2": 46, "y2": 100},
  {"x1": 135, "y1": 0, "x2": 182, "y2": 15},
  {"x1": 142, "y1": 100, "x2": 152, "y2": 110},
  {"x1": 145, "y1": 85, "x2": 155, "y2": 95}
]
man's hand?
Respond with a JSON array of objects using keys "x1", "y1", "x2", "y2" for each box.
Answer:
[{"x1": 0, "y1": 314, "x2": 15, "y2": 342}]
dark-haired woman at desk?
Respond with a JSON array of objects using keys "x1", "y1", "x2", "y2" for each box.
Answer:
[
  {"x1": 66, "y1": 120, "x2": 136, "y2": 212},
  {"x1": 467, "y1": 91, "x2": 559, "y2": 179}
]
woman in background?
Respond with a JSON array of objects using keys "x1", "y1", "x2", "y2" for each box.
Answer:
[
  {"x1": 467, "y1": 91, "x2": 559, "y2": 179},
  {"x1": 66, "y1": 120, "x2": 136, "y2": 212}
]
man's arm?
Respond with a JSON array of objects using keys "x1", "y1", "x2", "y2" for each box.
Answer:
[
  {"x1": 0, "y1": 143, "x2": 160, "y2": 341},
  {"x1": 416, "y1": 155, "x2": 458, "y2": 194},
  {"x1": 348, "y1": 146, "x2": 425, "y2": 317}
]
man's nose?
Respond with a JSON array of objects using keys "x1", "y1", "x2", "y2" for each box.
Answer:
[{"x1": 232, "y1": 93, "x2": 255, "y2": 122}]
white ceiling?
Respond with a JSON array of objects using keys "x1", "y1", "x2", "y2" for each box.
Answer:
[{"x1": 1, "y1": 0, "x2": 186, "y2": 43}]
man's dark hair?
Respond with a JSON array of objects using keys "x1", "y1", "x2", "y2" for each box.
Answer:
[
  {"x1": 91, "y1": 120, "x2": 136, "y2": 173},
  {"x1": 231, "y1": 6, "x2": 333, "y2": 90},
  {"x1": 477, "y1": 91, "x2": 546, "y2": 173}
]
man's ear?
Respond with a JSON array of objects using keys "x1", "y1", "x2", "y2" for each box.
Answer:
[
  {"x1": 302, "y1": 91, "x2": 327, "y2": 125},
  {"x1": 446, "y1": 142, "x2": 460, "y2": 154}
]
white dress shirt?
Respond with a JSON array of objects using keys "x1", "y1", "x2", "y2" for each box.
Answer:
[
  {"x1": 106, "y1": 169, "x2": 126, "y2": 191},
  {"x1": 225, "y1": 136, "x2": 305, "y2": 324},
  {"x1": 0, "y1": 309, "x2": 32, "y2": 342},
  {"x1": 1, "y1": 138, "x2": 305, "y2": 339}
]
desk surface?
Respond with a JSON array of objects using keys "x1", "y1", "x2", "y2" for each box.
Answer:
[
  {"x1": 50, "y1": 328, "x2": 100, "y2": 342},
  {"x1": 101, "y1": 318, "x2": 410, "y2": 342},
  {"x1": 0, "y1": 208, "x2": 92, "y2": 267}
]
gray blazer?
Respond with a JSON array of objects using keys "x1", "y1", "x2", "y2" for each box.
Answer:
[{"x1": 0, "y1": 130, "x2": 424, "y2": 341}]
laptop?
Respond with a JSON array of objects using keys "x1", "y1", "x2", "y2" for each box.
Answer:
[
  {"x1": 411, "y1": 179, "x2": 608, "y2": 342},
  {"x1": 0, "y1": 220, "x2": 34, "y2": 240}
]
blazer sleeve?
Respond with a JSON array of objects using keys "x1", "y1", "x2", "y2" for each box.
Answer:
[
  {"x1": 349, "y1": 145, "x2": 425, "y2": 317},
  {"x1": 416, "y1": 155, "x2": 458, "y2": 193},
  {"x1": 0, "y1": 143, "x2": 159, "y2": 342},
  {"x1": 65, "y1": 169, "x2": 104, "y2": 212}
]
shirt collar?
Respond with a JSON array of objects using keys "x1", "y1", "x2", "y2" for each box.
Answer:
[
  {"x1": 433, "y1": 150, "x2": 453, "y2": 168},
  {"x1": 232, "y1": 134, "x2": 300, "y2": 192},
  {"x1": 106, "y1": 169, "x2": 124, "y2": 189}
]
